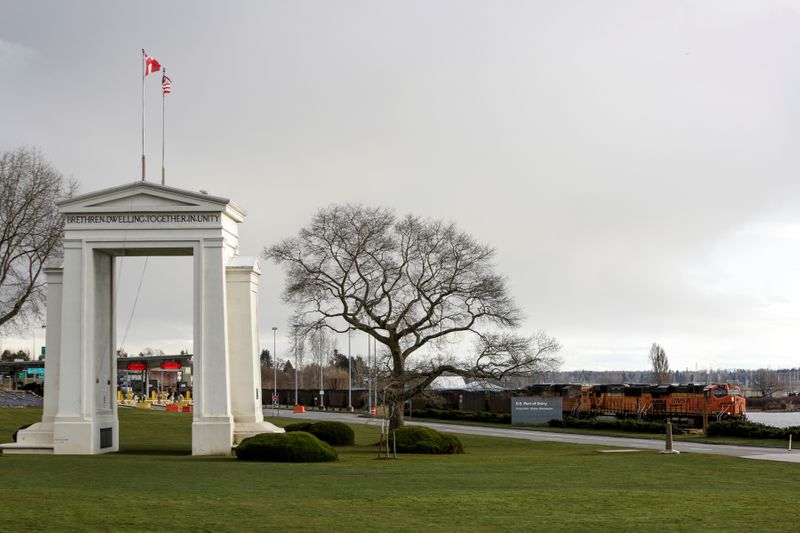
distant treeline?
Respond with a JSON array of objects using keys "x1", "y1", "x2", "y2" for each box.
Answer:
[{"x1": 528, "y1": 368, "x2": 800, "y2": 395}]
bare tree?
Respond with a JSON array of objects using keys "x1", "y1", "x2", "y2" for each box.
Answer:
[
  {"x1": 308, "y1": 328, "x2": 332, "y2": 371},
  {"x1": 265, "y1": 204, "x2": 560, "y2": 429},
  {"x1": 649, "y1": 343, "x2": 670, "y2": 384},
  {"x1": 308, "y1": 327, "x2": 333, "y2": 404},
  {"x1": 754, "y1": 368, "x2": 781, "y2": 398},
  {"x1": 0, "y1": 148, "x2": 76, "y2": 330}
]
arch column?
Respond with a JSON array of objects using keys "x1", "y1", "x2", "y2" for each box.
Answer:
[
  {"x1": 7, "y1": 261, "x2": 64, "y2": 452},
  {"x1": 226, "y1": 257, "x2": 284, "y2": 441},
  {"x1": 191, "y1": 237, "x2": 234, "y2": 455},
  {"x1": 52, "y1": 242, "x2": 117, "y2": 454}
]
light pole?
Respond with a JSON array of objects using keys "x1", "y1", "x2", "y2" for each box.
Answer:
[
  {"x1": 366, "y1": 331, "x2": 371, "y2": 413},
  {"x1": 294, "y1": 325, "x2": 299, "y2": 406},
  {"x1": 40, "y1": 324, "x2": 46, "y2": 361},
  {"x1": 347, "y1": 328, "x2": 353, "y2": 411},
  {"x1": 373, "y1": 335, "x2": 378, "y2": 408},
  {"x1": 319, "y1": 344, "x2": 324, "y2": 410},
  {"x1": 272, "y1": 327, "x2": 278, "y2": 403}
]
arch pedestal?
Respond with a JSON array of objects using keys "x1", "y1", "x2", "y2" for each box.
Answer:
[{"x1": 1, "y1": 182, "x2": 283, "y2": 455}]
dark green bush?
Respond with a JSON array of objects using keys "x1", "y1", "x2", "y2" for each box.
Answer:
[
  {"x1": 283, "y1": 422, "x2": 314, "y2": 433},
  {"x1": 284, "y1": 421, "x2": 355, "y2": 446},
  {"x1": 405, "y1": 408, "x2": 511, "y2": 424},
  {"x1": 439, "y1": 432, "x2": 465, "y2": 454},
  {"x1": 706, "y1": 420, "x2": 800, "y2": 440},
  {"x1": 548, "y1": 417, "x2": 669, "y2": 434},
  {"x1": 235, "y1": 432, "x2": 338, "y2": 462},
  {"x1": 393, "y1": 426, "x2": 464, "y2": 454}
]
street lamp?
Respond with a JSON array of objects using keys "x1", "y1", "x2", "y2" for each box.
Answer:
[
  {"x1": 31, "y1": 324, "x2": 46, "y2": 362},
  {"x1": 319, "y1": 344, "x2": 324, "y2": 410},
  {"x1": 294, "y1": 325, "x2": 299, "y2": 406},
  {"x1": 366, "y1": 331, "x2": 371, "y2": 413},
  {"x1": 272, "y1": 327, "x2": 278, "y2": 403},
  {"x1": 347, "y1": 328, "x2": 353, "y2": 411}
]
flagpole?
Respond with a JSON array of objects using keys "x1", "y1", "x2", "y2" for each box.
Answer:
[
  {"x1": 141, "y1": 49, "x2": 146, "y2": 182},
  {"x1": 161, "y1": 68, "x2": 166, "y2": 186}
]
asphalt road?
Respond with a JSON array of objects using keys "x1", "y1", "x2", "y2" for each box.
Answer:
[{"x1": 264, "y1": 407, "x2": 800, "y2": 463}]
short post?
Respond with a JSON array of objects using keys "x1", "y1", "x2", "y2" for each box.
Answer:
[
  {"x1": 661, "y1": 419, "x2": 680, "y2": 454},
  {"x1": 789, "y1": 434, "x2": 793, "y2": 452}
]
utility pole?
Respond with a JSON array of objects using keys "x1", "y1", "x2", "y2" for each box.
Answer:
[
  {"x1": 347, "y1": 328, "x2": 353, "y2": 411},
  {"x1": 294, "y1": 325, "x2": 299, "y2": 406},
  {"x1": 272, "y1": 327, "x2": 278, "y2": 404},
  {"x1": 366, "y1": 331, "x2": 371, "y2": 414}
]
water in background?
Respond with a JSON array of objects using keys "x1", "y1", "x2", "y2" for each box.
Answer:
[{"x1": 746, "y1": 412, "x2": 800, "y2": 428}]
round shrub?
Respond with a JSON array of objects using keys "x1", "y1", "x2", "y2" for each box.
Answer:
[
  {"x1": 284, "y1": 421, "x2": 355, "y2": 446},
  {"x1": 308, "y1": 421, "x2": 355, "y2": 446},
  {"x1": 439, "y1": 432, "x2": 465, "y2": 454},
  {"x1": 393, "y1": 426, "x2": 464, "y2": 454},
  {"x1": 235, "y1": 432, "x2": 338, "y2": 462},
  {"x1": 283, "y1": 422, "x2": 314, "y2": 433}
]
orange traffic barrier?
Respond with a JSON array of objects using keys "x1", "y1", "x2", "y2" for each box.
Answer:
[
  {"x1": 370, "y1": 406, "x2": 377, "y2": 416},
  {"x1": 293, "y1": 405, "x2": 305, "y2": 413}
]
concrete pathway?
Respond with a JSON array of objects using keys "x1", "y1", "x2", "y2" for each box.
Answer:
[{"x1": 264, "y1": 408, "x2": 800, "y2": 463}]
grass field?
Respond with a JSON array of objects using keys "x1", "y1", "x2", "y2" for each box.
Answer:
[
  {"x1": 407, "y1": 416, "x2": 795, "y2": 448},
  {"x1": 0, "y1": 408, "x2": 797, "y2": 532}
]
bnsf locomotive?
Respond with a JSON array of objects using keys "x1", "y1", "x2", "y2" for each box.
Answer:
[{"x1": 525, "y1": 383, "x2": 746, "y2": 425}]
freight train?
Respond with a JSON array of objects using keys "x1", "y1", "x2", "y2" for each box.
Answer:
[
  {"x1": 525, "y1": 383, "x2": 746, "y2": 425},
  {"x1": 266, "y1": 382, "x2": 746, "y2": 427}
]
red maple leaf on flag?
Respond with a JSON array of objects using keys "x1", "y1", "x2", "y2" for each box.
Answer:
[{"x1": 143, "y1": 51, "x2": 161, "y2": 76}]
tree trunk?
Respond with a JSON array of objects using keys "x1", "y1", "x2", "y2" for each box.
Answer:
[{"x1": 390, "y1": 400, "x2": 404, "y2": 431}]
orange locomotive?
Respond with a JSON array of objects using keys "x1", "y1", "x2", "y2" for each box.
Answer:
[{"x1": 526, "y1": 383, "x2": 746, "y2": 426}]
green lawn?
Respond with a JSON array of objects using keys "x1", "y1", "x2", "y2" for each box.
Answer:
[
  {"x1": 0, "y1": 408, "x2": 797, "y2": 532},
  {"x1": 408, "y1": 415, "x2": 795, "y2": 448}
]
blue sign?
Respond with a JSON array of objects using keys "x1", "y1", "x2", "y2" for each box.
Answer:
[
  {"x1": 27, "y1": 368, "x2": 45, "y2": 376},
  {"x1": 511, "y1": 396, "x2": 563, "y2": 425}
]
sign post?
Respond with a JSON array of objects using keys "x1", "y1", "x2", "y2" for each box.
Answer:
[{"x1": 272, "y1": 393, "x2": 279, "y2": 417}]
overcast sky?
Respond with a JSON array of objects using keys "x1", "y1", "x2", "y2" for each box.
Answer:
[{"x1": 2, "y1": 1, "x2": 800, "y2": 371}]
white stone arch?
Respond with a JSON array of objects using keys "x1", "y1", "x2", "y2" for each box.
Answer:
[{"x1": 2, "y1": 182, "x2": 282, "y2": 455}]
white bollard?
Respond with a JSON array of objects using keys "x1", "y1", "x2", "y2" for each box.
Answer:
[
  {"x1": 789, "y1": 434, "x2": 792, "y2": 452},
  {"x1": 660, "y1": 420, "x2": 680, "y2": 455}
]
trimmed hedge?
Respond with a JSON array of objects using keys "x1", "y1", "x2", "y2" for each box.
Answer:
[
  {"x1": 548, "y1": 417, "x2": 670, "y2": 434},
  {"x1": 393, "y1": 426, "x2": 464, "y2": 454},
  {"x1": 235, "y1": 432, "x2": 338, "y2": 462},
  {"x1": 284, "y1": 421, "x2": 355, "y2": 446},
  {"x1": 706, "y1": 419, "x2": 800, "y2": 440},
  {"x1": 283, "y1": 422, "x2": 314, "y2": 433},
  {"x1": 405, "y1": 408, "x2": 511, "y2": 425}
]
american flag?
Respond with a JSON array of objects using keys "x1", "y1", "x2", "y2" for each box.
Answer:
[{"x1": 162, "y1": 74, "x2": 172, "y2": 95}]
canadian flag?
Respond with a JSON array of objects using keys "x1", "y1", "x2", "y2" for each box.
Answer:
[{"x1": 143, "y1": 50, "x2": 161, "y2": 76}]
